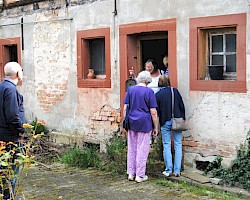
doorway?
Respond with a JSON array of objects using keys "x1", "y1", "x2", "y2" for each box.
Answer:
[
  {"x1": 0, "y1": 38, "x2": 21, "y2": 82},
  {"x1": 120, "y1": 18, "x2": 177, "y2": 108},
  {"x1": 140, "y1": 36, "x2": 168, "y2": 71}
]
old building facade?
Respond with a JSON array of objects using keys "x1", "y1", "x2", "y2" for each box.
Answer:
[{"x1": 0, "y1": 0, "x2": 249, "y2": 167}]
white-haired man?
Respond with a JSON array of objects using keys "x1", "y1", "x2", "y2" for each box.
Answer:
[{"x1": 0, "y1": 62, "x2": 26, "y2": 199}]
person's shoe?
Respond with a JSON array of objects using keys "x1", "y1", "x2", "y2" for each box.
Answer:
[
  {"x1": 174, "y1": 173, "x2": 180, "y2": 177},
  {"x1": 135, "y1": 175, "x2": 148, "y2": 183},
  {"x1": 162, "y1": 171, "x2": 172, "y2": 177},
  {"x1": 128, "y1": 174, "x2": 135, "y2": 181}
]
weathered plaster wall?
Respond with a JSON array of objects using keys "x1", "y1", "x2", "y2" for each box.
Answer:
[
  {"x1": 117, "y1": 0, "x2": 250, "y2": 166},
  {"x1": 0, "y1": 0, "x2": 249, "y2": 164}
]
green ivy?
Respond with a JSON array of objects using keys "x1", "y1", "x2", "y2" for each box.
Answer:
[{"x1": 205, "y1": 131, "x2": 250, "y2": 192}]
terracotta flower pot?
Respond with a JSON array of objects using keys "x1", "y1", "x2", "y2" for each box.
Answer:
[{"x1": 87, "y1": 68, "x2": 95, "y2": 79}]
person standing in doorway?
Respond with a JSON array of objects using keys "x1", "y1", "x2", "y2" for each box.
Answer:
[
  {"x1": 144, "y1": 59, "x2": 161, "y2": 93},
  {"x1": 161, "y1": 55, "x2": 169, "y2": 76},
  {"x1": 123, "y1": 71, "x2": 158, "y2": 183},
  {"x1": 155, "y1": 75, "x2": 186, "y2": 177},
  {"x1": 0, "y1": 62, "x2": 26, "y2": 199}
]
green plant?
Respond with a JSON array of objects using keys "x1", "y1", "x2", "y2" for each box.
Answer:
[
  {"x1": 0, "y1": 120, "x2": 44, "y2": 199},
  {"x1": 61, "y1": 146, "x2": 101, "y2": 169},
  {"x1": 205, "y1": 131, "x2": 250, "y2": 192},
  {"x1": 104, "y1": 132, "x2": 127, "y2": 174},
  {"x1": 29, "y1": 118, "x2": 48, "y2": 134},
  {"x1": 147, "y1": 136, "x2": 164, "y2": 176},
  {"x1": 155, "y1": 179, "x2": 244, "y2": 200}
]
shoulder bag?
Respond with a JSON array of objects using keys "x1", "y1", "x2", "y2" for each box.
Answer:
[
  {"x1": 171, "y1": 87, "x2": 187, "y2": 132},
  {"x1": 122, "y1": 90, "x2": 130, "y2": 131}
]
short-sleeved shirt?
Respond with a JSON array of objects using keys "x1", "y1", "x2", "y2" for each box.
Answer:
[
  {"x1": 147, "y1": 75, "x2": 160, "y2": 94},
  {"x1": 123, "y1": 85, "x2": 157, "y2": 132}
]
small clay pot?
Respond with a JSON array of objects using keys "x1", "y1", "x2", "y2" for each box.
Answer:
[{"x1": 87, "y1": 68, "x2": 95, "y2": 79}]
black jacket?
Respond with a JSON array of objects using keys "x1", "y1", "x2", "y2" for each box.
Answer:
[
  {"x1": 156, "y1": 87, "x2": 185, "y2": 127},
  {"x1": 0, "y1": 79, "x2": 26, "y2": 142}
]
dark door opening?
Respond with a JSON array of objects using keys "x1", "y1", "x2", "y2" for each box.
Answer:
[
  {"x1": 141, "y1": 38, "x2": 168, "y2": 71},
  {"x1": 4, "y1": 44, "x2": 18, "y2": 62},
  {"x1": 1, "y1": 44, "x2": 18, "y2": 81}
]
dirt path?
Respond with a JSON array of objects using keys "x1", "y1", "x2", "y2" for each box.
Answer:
[{"x1": 14, "y1": 164, "x2": 224, "y2": 200}]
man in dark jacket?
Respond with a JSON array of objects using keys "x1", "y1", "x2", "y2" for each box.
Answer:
[{"x1": 0, "y1": 62, "x2": 26, "y2": 199}]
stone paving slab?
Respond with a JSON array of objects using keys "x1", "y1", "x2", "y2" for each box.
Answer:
[
  {"x1": 183, "y1": 172, "x2": 211, "y2": 183},
  {"x1": 15, "y1": 164, "x2": 219, "y2": 200}
]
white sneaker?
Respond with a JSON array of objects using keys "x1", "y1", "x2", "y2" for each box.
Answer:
[
  {"x1": 128, "y1": 174, "x2": 135, "y2": 181},
  {"x1": 135, "y1": 175, "x2": 148, "y2": 183},
  {"x1": 162, "y1": 171, "x2": 172, "y2": 177}
]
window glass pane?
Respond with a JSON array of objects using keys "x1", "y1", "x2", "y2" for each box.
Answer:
[
  {"x1": 212, "y1": 55, "x2": 223, "y2": 65},
  {"x1": 226, "y1": 54, "x2": 236, "y2": 72},
  {"x1": 226, "y1": 34, "x2": 236, "y2": 52},
  {"x1": 89, "y1": 38, "x2": 105, "y2": 75},
  {"x1": 212, "y1": 35, "x2": 223, "y2": 52},
  {"x1": 4, "y1": 45, "x2": 18, "y2": 62}
]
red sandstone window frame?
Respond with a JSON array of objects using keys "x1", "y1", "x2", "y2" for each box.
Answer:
[
  {"x1": 0, "y1": 37, "x2": 21, "y2": 82},
  {"x1": 77, "y1": 28, "x2": 111, "y2": 88},
  {"x1": 189, "y1": 13, "x2": 246, "y2": 93}
]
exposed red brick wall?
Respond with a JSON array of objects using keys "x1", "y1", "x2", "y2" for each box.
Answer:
[
  {"x1": 37, "y1": 82, "x2": 68, "y2": 112},
  {"x1": 183, "y1": 138, "x2": 235, "y2": 158}
]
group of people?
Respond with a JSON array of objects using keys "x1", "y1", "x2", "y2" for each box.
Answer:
[
  {"x1": 0, "y1": 59, "x2": 184, "y2": 198},
  {"x1": 123, "y1": 56, "x2": 186, "y2": 183}
]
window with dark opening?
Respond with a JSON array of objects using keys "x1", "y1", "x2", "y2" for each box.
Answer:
[
  {"x1": 89, "y1": 38, "x2": 106, "y2": 77},
  {"x1": 4, "y1": 44, "x2": 18, "y2": 62}
]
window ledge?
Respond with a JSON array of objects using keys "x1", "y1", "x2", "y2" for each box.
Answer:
[
  {"x1": 190, "y1": 80, "x2": 246, "y2": 93},
  {"x1": 223, "y1": 73, "x2": 236, "y2": 80},
  {"x1": 77, "y1": 79, "x2": 111, "y2": 88}
]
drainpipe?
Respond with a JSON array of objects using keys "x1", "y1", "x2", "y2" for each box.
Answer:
[
  {"x1": 21, "y1": 17, "x2": 24, "y2": 50},
  {"x1": 113, "y1": 0, "x2": 117, "y2": 16}
]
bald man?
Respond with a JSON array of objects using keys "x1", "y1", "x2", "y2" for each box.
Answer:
[{"x1": 0, "y1": 62, "x2": 26, "y2": 199}]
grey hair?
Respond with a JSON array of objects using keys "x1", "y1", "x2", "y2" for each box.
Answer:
[
  {"x1": 137, "y1": 71, "x2": 152, "y2": 84},
  {"x1": 4, "y1": 62, "x2": 22, "y2": 76}
]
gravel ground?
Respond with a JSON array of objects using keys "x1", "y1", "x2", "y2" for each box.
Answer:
[{"x1": 14, "y1": 164, "x2": 216, "y2": 200}]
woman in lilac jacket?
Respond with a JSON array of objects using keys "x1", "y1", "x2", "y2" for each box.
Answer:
[{"x1": 123, "y1": 71, "x2": 158, "y2": 183}]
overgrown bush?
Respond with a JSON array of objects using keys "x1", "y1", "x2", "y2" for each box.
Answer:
[
  {"x1": 205, "y1": 131, "x2": 250, "y2": 192},
  {"x1": 60, "y1": 131, "x2": 165, "y2": 176},
  {"x1": 0, "y1": 120, "x2": 44, "y2": 199},
  {"x1": 61, "y1": 145, "x2": 101, "y2": 169},
  {"x1": 103, "y1": 132, "x2": 127, "y2": 174}
]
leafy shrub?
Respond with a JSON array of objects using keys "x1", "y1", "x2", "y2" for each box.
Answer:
[
  {"x1": 0, "y1": 121, "x2": 44, "y2": 199},
  {"x1": 104, "y1": 132, "x2": 127, "y2": 174},
  {"x1": 61, "y1": 146, "x2": 101, "y2": 169},
  {"x1": 29, "y1": 118, "x2": 48, "y2": 134},
  {"x1": 205, "y1": 131, "x2": 250, "y2": 192}
]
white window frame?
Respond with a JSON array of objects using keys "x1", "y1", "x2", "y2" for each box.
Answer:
[{"x1": 209, "y1": 30, "x2": 236, "y2": 80}]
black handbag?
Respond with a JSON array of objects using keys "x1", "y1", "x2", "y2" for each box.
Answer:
[
  {"x1": 171, "y1": 87, "x2": 187, "y2": 132},
  {"x1": 122, "y1": 89, "x2": 130, "y2": 131},
  {"x1": 122, "y1": 105, "x2": 130, "y2": 131}
]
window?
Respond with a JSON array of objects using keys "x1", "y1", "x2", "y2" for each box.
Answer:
[
  {"x1": 0, "y1": 37, "x2": 21, "y2": 81},
  {"x1": 77, "y1": 28, "x2": 111, "y2": 88},
  {"x1": 190, "y1": 13, "x2": 246, "y2": 92},
  {"x1": 89, "y1": 38, "x2": 106, "y2": 78}
]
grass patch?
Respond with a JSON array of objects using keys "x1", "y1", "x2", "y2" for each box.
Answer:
[
  {"x1": 61, "y1": 145, "x2": 101, "y2": 169},
  {"x1": 155, "y1": 179, "x2": 247, "y2": 200}
]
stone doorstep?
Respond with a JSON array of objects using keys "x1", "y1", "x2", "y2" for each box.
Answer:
[{"x1": 163, "y1": 169, "x2": 250, "y2": 199}]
